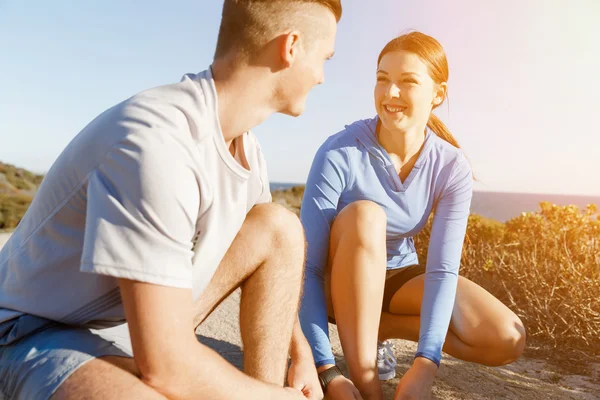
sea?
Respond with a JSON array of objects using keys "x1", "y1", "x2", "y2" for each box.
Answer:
[{"x1": 270, "y1": 182, "x2": 600, "y2": 222}]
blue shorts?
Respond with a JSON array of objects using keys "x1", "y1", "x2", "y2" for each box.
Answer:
[{"x1": 0, "y1": 323, "x2": 133, "y2": 400}]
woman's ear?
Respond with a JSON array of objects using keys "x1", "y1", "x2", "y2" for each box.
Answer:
[{"x1": 433, "y1": 82, "x2": 447, "y2": 106}]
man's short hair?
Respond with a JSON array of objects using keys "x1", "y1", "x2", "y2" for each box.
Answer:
[{"x1": 214, "y1": 0, "x2": 342, "y2": 61}]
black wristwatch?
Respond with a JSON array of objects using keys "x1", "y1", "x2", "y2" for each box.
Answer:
[{"x1": 318, "y1": 365, "x2": 343, "y2": 393}]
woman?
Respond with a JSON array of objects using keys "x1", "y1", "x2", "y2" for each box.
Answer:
[{"x1": 298, "y1": 32, "x2": 526, "y2": 400}]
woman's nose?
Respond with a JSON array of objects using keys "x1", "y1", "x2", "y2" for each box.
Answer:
[{"x1": 386, "y1": 83, "x2": 400, "y2": 98}]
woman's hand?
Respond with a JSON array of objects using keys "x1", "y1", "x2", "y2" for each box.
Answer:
[{"x1": 394, "y1": 357, "x2": 437, "y2": 400}]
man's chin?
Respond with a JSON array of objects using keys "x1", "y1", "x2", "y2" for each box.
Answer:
[{"x1": 279, "y1": 102, "x2": 306, "y2": 117}]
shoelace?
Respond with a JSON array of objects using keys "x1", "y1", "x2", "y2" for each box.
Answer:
[{"x1": 377, "y1": 341, "x2": 395, "y2": 365}]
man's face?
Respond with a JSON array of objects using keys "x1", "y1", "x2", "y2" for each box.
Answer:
[{"x1": 277, "y1": 10, "x2": 337, "y2": 117}]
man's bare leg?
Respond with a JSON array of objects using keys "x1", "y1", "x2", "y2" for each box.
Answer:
[
  {"x1": 53, "y1": 203, "x2": 305, "y2": 399},
  {"x1": 193, "y1": 203, "x2": 306, "y2": 385},
  {"x1": 52, "y1": 356, "x2": 165, "y2": 400}
]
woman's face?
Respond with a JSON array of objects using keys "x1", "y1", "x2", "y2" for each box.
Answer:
[{"x1": 374, "y1": 50, "x2": 445, "y2": 133}]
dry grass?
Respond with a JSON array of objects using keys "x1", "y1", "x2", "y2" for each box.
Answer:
[
  {"x1": 0, "y1": 162, "x2": 43, "y2": 229},
  {"x1": 273, "y1": 186, "x2": 600, "y2": 358},
  {"x1": 437, "y1": 202, "x2": 600, "y2": 358},
  {"x1": 0, "y1": 162, "x2": 44, "y2": 193},
  {"x1": 272, "y1": 185, "x2": 305, "y2": 215},
  {"x1": 0, "y1": 193, "x2": 33, "y2": 230}
]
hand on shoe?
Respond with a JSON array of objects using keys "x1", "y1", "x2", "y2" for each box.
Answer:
[
  {"x1": 326, "y1": 375, "x2": 364, "y2": 400},
  {"x1": 287, "y1": 358, "x2": 323, "y2": 400},
  {"x1": 393, "y1": 357, "x2": 437, "y2": 400}
]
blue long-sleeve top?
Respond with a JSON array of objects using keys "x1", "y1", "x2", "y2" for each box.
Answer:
[{"x1": 298, "y1": 117, "x2": 473, "y2": 367}]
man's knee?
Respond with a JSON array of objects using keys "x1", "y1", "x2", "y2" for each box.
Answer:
[{"x1": 249, "y1": 203, "x2": 305, "y2": 248}]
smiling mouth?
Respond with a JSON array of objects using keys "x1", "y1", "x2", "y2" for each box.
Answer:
[{"x1": 383, "y1": 105, "x2": 406, "y2": 113}]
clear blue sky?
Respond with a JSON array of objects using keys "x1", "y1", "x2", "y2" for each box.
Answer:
[{"x1": 1, "y1": 0, "x2": 599, "y2": 195}]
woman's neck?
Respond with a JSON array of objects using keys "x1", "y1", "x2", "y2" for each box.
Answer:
[{"x1": 377, "y1": 121, "x2": 426, "y2": 164}]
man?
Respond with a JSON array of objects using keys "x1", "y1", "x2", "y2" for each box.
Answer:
[{"x1": 0, "y1": 1, "x2": 341, "y2": 399}]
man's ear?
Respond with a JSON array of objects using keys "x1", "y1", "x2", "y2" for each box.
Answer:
[{"x1": 280, "y1": 31, "x2": 301, "y2": 68}]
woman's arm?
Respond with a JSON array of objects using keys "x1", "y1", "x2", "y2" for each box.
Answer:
[
  {"x1": 298, "y1": 142, "x2": 352, "y2": 367},
  {"x1": 417, "y1": 155, "x2": 473, "y2": 366}
]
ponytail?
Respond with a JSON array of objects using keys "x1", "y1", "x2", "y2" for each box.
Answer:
[
  {"x1": 428, "y1": 112, "x2": 476, "y2": 180},
  {"x1": 427, "y1": 113, "x2": 460, "y2": 148}
]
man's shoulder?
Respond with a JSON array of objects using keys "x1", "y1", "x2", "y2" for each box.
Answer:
[
  {"x1": 105, "y1": 70, "x2": 214, "y2": 143},
  {"x1": 123, "y1": 73, "x2": 208, "y2": 126},
  {"x1": 132, "y1": 71, "x2": 208, "y2": 102}
]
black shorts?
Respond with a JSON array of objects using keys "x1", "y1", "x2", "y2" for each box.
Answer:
[
  {"x1": 327, "y1": 264, "x2": 426, "y2": 324},
  {"x1": 381, "y1": 264, "x2": 426, "y2": 313}
]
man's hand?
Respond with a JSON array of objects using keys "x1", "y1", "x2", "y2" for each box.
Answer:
[
  {"x1": 326, "y1": 375, "x2": 363, "y2": 400},
  {"x1": 394, "y1": 357, "x2": 437, "y2": 400},
  {"x1": 288, "y1": 318, "x2": 322, "y2": 399},
  {"x1": 287, "y1": 358, "x2": 323, "y2": 399},
  {"x1": 119, "y1": 279, "x2": 306, "y2": 400}
]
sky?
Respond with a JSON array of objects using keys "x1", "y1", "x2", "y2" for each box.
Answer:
[{"x1": 1, "y1": 0, "x2": 599, "y2": 195}]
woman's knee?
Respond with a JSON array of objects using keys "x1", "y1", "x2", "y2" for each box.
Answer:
[
  {"x1": 501, "y1": 317, "x2": 526, "y2": 363},
  {"x1": 487, "y1": 317, "x2": 526, "y2": 366},
  {"x1": 331, "y1": 200, "x2": 387, "y2": 242}
]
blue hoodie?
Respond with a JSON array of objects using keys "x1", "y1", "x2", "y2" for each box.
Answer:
[{"x1": 298, "y1": 117, "x2": 473, "y2": 367}]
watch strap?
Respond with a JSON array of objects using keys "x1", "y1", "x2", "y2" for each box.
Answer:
[{"x1": 318, "y1": 365, "x2": 343, "y2": 393}]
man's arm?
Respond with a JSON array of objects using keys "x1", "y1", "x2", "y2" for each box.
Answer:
[
  {"x1": 288, "y1": 317, "x2": 323, "y2": 399},
  {"x1": 119, "y1": 279, "x2": 303, "y2": 400},
  {"x1": 290, "y1": 318, "x2": 313, "y2": 361}
]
